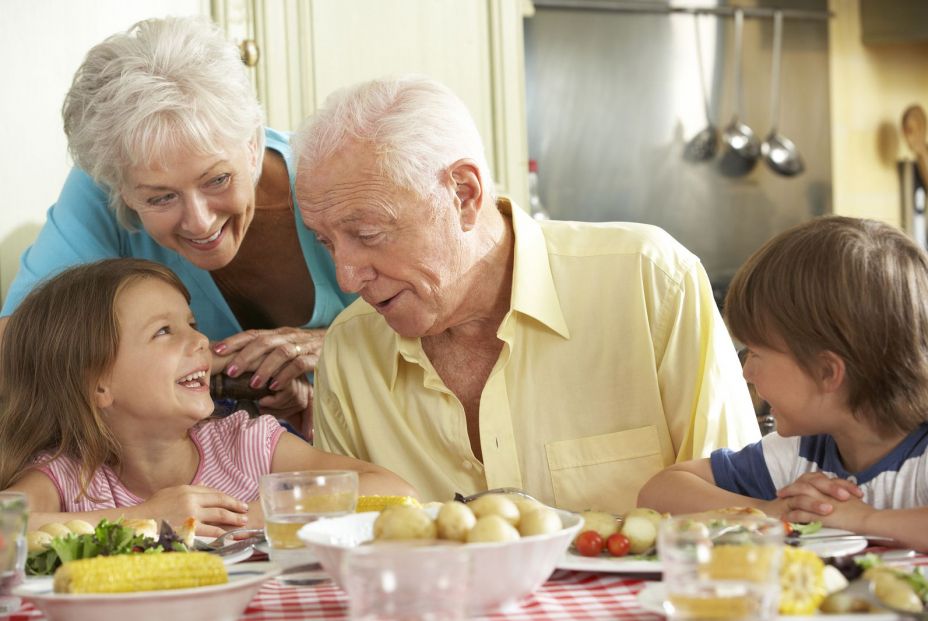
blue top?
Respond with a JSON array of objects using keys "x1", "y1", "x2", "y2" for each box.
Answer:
[
  {"x1": 710, "y1": 425, "x2": 928, "y2": 510},
  {"x1": 2, "y1": 128, "x2": 355, "y2": 341}
]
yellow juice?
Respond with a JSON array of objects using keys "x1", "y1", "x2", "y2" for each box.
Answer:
[{"x1": 265, "y1": 516, "x2": 309, "y2": 549}]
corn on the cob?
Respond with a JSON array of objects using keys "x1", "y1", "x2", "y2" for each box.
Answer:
[
  {"x1": 355, "y1": 495, "x2": 420, "y2": 513},
  {"x1": 53, "y1": 552, "x2": 228, "y2": 594}
]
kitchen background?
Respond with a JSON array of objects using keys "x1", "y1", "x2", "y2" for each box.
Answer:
[{"x1": 2, "y1": 0, "x2": 928, "y2": 301}]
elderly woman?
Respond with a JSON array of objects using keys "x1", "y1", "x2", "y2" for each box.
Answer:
[
  {"x1": 295, "y1": 75, "x2": 760, "y2": 510},
  {"x1": 1, "y1": 17, "x2": 354, "y2": 433}
]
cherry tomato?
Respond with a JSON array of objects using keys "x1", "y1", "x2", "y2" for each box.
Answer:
[
  {"x1": 606, "y1": 533, "x2": 631, "y2": 557},
  {"x1": 574, "y1": 530, "x2": 604, "y2": 557}
]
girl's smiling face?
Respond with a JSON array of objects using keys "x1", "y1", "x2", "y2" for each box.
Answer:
[{"x1": 97, "y1": 277, "x2": 213, "y2": 430}]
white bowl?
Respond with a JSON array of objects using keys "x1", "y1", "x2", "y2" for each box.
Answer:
[
  {"x1": 13, "y1": 561, "x2": 279, "y2": 621},
  {"x1": 299, "y1": 507, "x2": 582, "y2": 614}
]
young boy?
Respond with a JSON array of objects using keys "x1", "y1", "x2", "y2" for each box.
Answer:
[{"x1": 638, "y1": 216, "x2": 928, "y2": 552}]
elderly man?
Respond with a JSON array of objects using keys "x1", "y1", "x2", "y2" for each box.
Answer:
[{"x1": 294, "y1": 75, "x2": 759, "y2": 512}]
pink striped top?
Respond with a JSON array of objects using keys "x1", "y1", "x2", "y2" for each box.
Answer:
[{"x1": 35, "y1": 411, "x2": 285, "y2": 511}]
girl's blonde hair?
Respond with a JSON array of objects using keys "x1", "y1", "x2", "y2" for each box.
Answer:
[
  {"x1": 725, "y1": 216, "x2": 928, "y2": 437},
  {"x1": 0, "y1": 259, "x2": 190, "y2": 496}
]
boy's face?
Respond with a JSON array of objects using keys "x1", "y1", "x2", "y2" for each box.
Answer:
[
  {"x1": 99, "y1": 278, "x2": 214, "y2": 433},
  {"x1": 741, "y1": 342, "x2": 838, "y2": 437}
]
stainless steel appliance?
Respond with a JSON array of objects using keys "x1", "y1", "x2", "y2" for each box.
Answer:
[{"x1": 524, "y1": 0, "x2": 832, "y2": 298}]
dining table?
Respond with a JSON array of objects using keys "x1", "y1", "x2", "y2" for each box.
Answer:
[{"x1": 6, "y1": 547, "x2": 927, "y2": 620}]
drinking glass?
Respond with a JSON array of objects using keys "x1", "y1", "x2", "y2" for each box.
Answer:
[
  {"x1": 343, "y1": 542, "x2": 470, "y2": 621},
  {"x1": 259, "y1": 470, "x2": 358, "y2": 567},
  {"x1": 0, "y1": 492, "x2": 27, "y2": 615},
  {"x1": 659, "y1": 513, "x2": 785, "y2": 621}
]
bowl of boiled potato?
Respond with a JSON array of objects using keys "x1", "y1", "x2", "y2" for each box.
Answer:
[{"x1": 298, "y1": 493, "x2": 583, "y2": 614}]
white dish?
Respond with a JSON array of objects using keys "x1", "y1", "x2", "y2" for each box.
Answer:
[
  {"x1": 556, "y1": 527, "x2": 868, "y2": 574},
  {"x1": 194, "y1": 536, "x2": 254, "y2": 565},
  {"x1": 557, "y1": 550, "x2": 662, "y2": 574},
  {"x1": 637, "y1": 581, "x2": 896, "y2": 621},
  {"x1": 14, "y1": 561, "x2": 280, "y2": 621},
  {"x1": 298, "y1": 507, "x2": 583, "y2": 615},
  {"x1": 796, "y1": 528, "x2": 868, "y2": 558}
]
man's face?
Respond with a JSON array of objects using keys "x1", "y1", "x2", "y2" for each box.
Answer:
[{"x1": 297, "y1": 144, "x2": 470, "y2": 338}]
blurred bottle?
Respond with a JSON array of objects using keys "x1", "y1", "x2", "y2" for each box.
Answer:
[
  {"x1": 210, "y1": 372, "x2": 274, "y2": 400},
  {"x1": 528, "y1": 159, "x2": 550, "y2": 221}
]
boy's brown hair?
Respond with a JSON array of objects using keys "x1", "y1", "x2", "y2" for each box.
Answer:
[
  {"x1": 0, "y1": 259, "x2": 190, "y2": 495},
  {"x1": 725, "y1": 216, "x2": 928, "y2": 437}
]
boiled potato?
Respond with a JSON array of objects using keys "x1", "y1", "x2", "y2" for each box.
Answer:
[
  {"x1": 466, "y1": 515, "x2": 520, "y2": 543},
  {"x1": 26, "y1": 530, "x2": 54, "y2": 553},
  {"x1": 468, "y1": 495, "x2": 520, "y2": 526},
  {"x1": 435, "y1": 501, "x2": 476, "y2": 542},
  {"x1": 374, "y1": 505, "x2": 437, "y2": 541},
  {"x1": 625, "y1": 507, "x2": 664, "y2": 530},
  {"x1": 576, "y1": 510, "x2": 619, "y2": 542},
  {"x1": 505, "y1": 494, "x2": 542, "y2": 522},
  {"x1": 870, "y1": 572, "x2": 924, "y2": 613},
  {"x1": 38, "y1": 522, "x2": 71, "y2": 539},
  {"x1": 518, "y1": 506, "x2": 562, "y2": 537},
  {"x1": 64, "y1": 519, "x2": 95, "y2": 536},
  {"x1": 620, "y1": 515, "x2": 657, "y2": 554}
]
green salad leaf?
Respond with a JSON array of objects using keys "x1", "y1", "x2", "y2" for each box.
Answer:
[
  {"x1": 790, "y1": 521, "x2": 823, "y2": 536},
  {"x1": 25, "y1": 518, "x2": 187, "y2": 576}
]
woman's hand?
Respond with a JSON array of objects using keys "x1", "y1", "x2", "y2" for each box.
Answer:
[
  {"x1": 132, "y1": 485, "x2": 249, "y2": 538},
  {"x1": 212, "y1": 327, "x2": 324, "y2": 390}
]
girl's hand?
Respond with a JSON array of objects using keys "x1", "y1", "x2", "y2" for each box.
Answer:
[
  {"x1": 134, "y1": 485, "x2": 249, "y2": 538},
  {"x1": 211, "y1": 327, "x2": 324, "y2": 394}
]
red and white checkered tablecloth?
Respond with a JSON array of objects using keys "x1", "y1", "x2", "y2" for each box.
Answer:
[
  {"x1": 7, "y1": 570, "x2": 663, "y2": 621},
  {"x1": 239, "y1": 570, "x2": 662, "y2": 621}
]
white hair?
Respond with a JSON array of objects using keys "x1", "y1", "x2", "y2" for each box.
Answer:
[
  {"x1": 292, "y1": 75, "x2": 495, "y2": 203},
  {"x1": 62, "y1": 16, "x2": 265, "y2": 229}
]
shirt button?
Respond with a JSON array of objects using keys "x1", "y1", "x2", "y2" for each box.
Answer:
[{"x1": 462, "y1": 461, "x2": 473, "y2": 470}]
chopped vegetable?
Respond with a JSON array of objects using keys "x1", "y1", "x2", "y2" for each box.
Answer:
[
  {"x1": 25, "y1": 518, "x2": 189, "y2": 577},
  {"x1": 789, "y1": 521, "x2": 822, "y2": 536}
]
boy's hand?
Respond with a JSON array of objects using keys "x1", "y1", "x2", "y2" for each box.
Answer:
[
  {"x1": 782, "y1": 493, "x2": 876, "y2": 533},
  {"x1": 777, "y1": 471, "x2": 862, "y2": 505}
]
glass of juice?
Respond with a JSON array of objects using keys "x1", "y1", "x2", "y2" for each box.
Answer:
[
  {"x1": 659, "y1": 511, "x2": 785, "y2": 621},
  {"x1": 0, "y1": 492, "x2": 27, "y2": 615},
  {"x1": 259, "y1": 470, "x2": 358, "y2": 567}
]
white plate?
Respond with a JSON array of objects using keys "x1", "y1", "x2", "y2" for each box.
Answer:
[
  {"x1": 637, "y1": 582, "x2": 896, "y2": 620},
  {"x1": 557, "y1": 550, "x2": 662, "y2": 574},
  {"x1": 556, "y1": 528, "x2": 867, "y2": 573},
  {"x1": 796, "y1": 528, "x2": 868, "y2": 558},
  {"x1": 194, "y1": 536, "x2": 254, "y2": 565},
  {"x1": 14, "y1": 561, "x2": 280, "y2": 621}
]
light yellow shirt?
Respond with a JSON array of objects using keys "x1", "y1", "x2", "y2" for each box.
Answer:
[{"x1": 314, "y1": 200, "x2": 759, "y2": 512}]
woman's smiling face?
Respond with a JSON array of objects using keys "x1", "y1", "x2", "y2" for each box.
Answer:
[{"x1": 121, "y1": 143, "x2": 258, "y2": 271}]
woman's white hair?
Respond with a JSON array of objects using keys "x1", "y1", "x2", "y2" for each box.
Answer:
[
  {"x1": 293, "y1": 75, "x2": 495, "y2": 204},
  {"x1": 62, "y1": 16, "x2": 265, "y2": 229}
]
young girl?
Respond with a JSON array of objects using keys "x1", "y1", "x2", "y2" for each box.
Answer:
[
  {"x1": 638, "y1": 216, "x2": 928, "y2": 552},
  {"x1": 0, "y1": 259, "x2": 416, "y2": 536}
]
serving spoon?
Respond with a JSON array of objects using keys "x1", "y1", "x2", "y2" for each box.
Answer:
[
  {"x1": 683, "y1": 13, "x2": 718, "y2": 162},
  {"x1": 720, "y1": 8, "x2": 760, "y2": 176},
  {"x1": 761, "y1": 10, "x2": 805, "y2": 176}
]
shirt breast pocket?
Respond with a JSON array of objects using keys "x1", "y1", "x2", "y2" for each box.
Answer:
[{"x1": 545, "y1": 425, "x2": 665, "y2": 515}]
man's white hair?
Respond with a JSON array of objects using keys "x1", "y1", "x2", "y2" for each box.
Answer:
[
  {"x1": 62, "y1": 16, "x2": 265, "y2": 229},
  {"x1": 293, "y1": 75, "x2": 496, "y2": 203}
]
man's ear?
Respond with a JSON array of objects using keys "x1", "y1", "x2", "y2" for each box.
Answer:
[
  {"x1": 447, "y1": 159, "x2": 483, "y2": 231},
  {"x1": 817, "y1": 350, "x2": 846, "y2": 393}
]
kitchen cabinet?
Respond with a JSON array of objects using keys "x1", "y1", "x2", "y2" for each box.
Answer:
[
  {"x1": 212, "y1": 0, "x2": 530, "y2": 208},
  {"x1": 859, "y1": 0, "x2": 928, "y2": 44}
]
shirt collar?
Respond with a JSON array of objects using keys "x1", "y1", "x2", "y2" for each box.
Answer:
[{"x1": 389, "y1": 198, "x2": 570, "y2": 388}]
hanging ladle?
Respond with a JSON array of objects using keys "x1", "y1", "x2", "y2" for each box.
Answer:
[
  {"x1": 720, "y1": 8, "x2": 760, "y2": 176},
  {"x1": 683, "y1": 13, "x2": 718, "y2": 162},
  {"x1": 761, "y1": 10, "x2": 805, "y2": 176}
]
